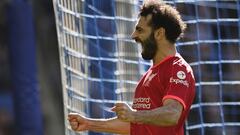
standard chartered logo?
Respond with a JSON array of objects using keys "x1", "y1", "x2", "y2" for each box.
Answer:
[{"x1": 132, "y1": 97, "x2": 151, "y2": 109}]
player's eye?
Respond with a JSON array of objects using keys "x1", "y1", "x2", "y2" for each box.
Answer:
[{"x1": 136, "y1": 26, "x2": 143, "y2": 33}]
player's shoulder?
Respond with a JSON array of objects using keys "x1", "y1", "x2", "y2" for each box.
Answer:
[
  {"x1": 153, "y1": 53, "x2": 192, "y2": 73},
  {"x1": 172, "y1": 53, "x2": 193, "y2": 73}
]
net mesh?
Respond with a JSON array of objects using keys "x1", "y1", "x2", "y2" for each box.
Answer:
[{"x1": 52, "y1": 0, "x2": 240, "y2": 135}]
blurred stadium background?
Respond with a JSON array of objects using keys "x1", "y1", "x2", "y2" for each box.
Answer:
[
  {"x1": 0, "y1": 0, "x2": 240, "y2": 135},
  {"x1": 0, "y1": 0, "x2": 64, "y2": 135}
]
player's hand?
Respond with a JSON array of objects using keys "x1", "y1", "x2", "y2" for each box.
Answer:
[
  {"x1": 112, "y1": 102, "x2": 136, "y2": 122},
  {"x1": 68, "y1": 113, "x2": 89, "y2": 131}
]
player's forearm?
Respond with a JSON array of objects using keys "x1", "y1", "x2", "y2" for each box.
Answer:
[
  {"x1": 132, "y1": 105, "x2": 181, "y2": 126},
  {"x1": 87, "y1": 117, "x2": 130, "y2": 134}
]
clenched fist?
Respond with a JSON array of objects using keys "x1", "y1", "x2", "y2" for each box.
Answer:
[
  {"x1": 68, "y1": 113, "x2": 89, "y2": 131},
  {"x1": 112, "y1": 102, "x2": 136, "y2": 122}
]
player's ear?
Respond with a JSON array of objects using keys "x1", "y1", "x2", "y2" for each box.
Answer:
[{"x1": 154, "y1": 27, "x2": 165, "y2": 40}]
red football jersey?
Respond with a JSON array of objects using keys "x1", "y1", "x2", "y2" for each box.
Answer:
[{"x1": 131, "y1": 53, "x2": 195, "y2": 135}]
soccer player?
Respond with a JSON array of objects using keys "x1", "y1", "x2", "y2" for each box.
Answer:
[{"x1": 68, "y1": 0, "x2": 195, "y2": 135}]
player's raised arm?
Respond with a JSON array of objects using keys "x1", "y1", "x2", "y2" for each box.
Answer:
[{"x1": 68, "y1": 113, "x2": 130, "y2": 134}]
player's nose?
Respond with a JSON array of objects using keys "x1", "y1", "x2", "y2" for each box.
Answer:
[{"x1": 131, "y1": 30, "x2": 137, "y2": 40}]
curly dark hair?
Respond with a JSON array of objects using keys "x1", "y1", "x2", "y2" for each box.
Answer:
[{"x1": 139, "y1": 0, "x2": 186, "y2": 43}]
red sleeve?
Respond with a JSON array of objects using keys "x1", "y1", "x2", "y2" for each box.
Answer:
[{"x1": 162, "y1": 60, "x2": 193, "y2": 110}]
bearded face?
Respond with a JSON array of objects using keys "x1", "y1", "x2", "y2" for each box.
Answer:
[{"x1": 135, "y1": 32, "x2": 157, "y2": 60}]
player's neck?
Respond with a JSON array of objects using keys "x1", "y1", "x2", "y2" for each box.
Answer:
[{"x1": 152, "y1": 42, "x2": 176, "y2": 66}]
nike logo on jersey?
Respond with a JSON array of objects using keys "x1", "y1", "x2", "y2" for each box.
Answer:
[{"x1": 144, "y1": 73, "x2": 157, "y2": 86}]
